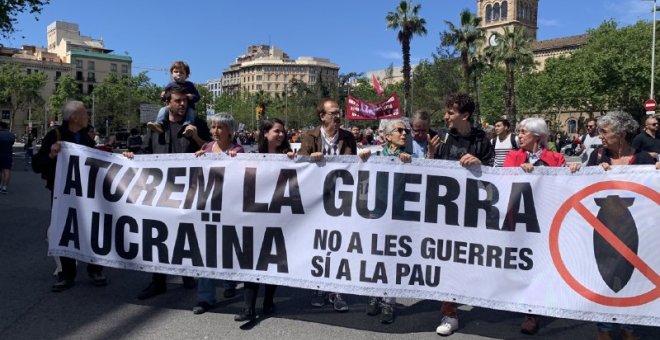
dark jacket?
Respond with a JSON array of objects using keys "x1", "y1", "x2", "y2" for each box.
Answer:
[
  {"x1": 434, "y1": 127, "x2": 494, "y2": 166},
  {"x1": 141, "y1": 116, "x2": 210, "y2": 155},
  {"x1": 298, "y1": 127, "x2": 357, "y2": 156},
  {"x1": 587, "y1": 148, "x2": 656, "y2": 166},
  {"x1": 32, "y1": 122, "x2": 96, "y2": 191}
]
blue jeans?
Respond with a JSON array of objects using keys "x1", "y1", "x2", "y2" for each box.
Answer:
[
  {"x1": 196, "y1": 279, "x2": 237, "y2": 303},
  {"x1": 597, "y1": 322, "x2": 634, "y2": 332},
  {"x1": 155, "y1": 106, "x2": 195, "y2": 126}
]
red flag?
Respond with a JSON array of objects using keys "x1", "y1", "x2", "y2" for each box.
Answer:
[{"x1": 371, "y1": 74, "x2": 384, "y2": 97}]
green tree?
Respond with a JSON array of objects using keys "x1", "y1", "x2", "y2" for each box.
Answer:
[
  {"x1": 196, "y1": 84, "x2": 214, "y2": 119},
  {"x1": 48, "y1": 74, "x2": 80, "y2": 120},
  {"x1": 0, "y1": 63, "x2": 46, "y2": 131},
  {"x1": 441, "y1": 9, "x2": 483, "y2": 94},
  {"x1": 486, "y1": 26, "x2": 535, "y2": 125},
  {"x1": 0, "y1": 0, "x2": 49, "y2": 38},
  {"x1": 386, "y1": 0, "x2": 427, "y2": 117},
  {"x1": 410, "y1": 55, "x2": 461, "y2": 123}
]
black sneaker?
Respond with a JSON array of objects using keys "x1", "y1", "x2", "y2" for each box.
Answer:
[
  {"x1": 262, "y1": 303, "x2": 276, "y2": 316},
  {"x1": 137, "y1": 282, "x2": 166, "y2": 300},
  {"x1": 192, "y1": 301, "x2": 214, "y2": 315},
  {"x1": 223, "y1": 287, "x2": 237, "y2": 298},
  {"x1": 88, "y1": 272, "x2": 107, "y2": 287},
  {"x1": 366, "y1": 297, "x2": 381, "y2": 316},
  {"x1": 51, "y1": 277, "x2": 74, "y2": 292},
  {"x1": 234, "y1": 308, "x2": 255, "y2": 322},
  {"x1": 380, "y1": 302, "x2": 394, "y2": 324}
]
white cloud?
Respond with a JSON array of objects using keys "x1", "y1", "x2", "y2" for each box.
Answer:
[
  {"x1": 376, "y1": 50, "x2": 402, "y2": 60},
  {"x1": 605, "y1": 0, "x2": 655, "y2": 24},
  {"x1": 538, "y1": 18, "x2": 560, "y2": 27}
]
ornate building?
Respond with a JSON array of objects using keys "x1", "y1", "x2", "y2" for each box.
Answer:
[{"x1": 477, "y1": 0, "x2": 591, "y2": 135}]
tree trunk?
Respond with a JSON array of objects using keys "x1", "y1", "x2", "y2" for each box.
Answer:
[
  {"x1": 462, "y1": 53, "x2": 471, "y2": 94},
  {"x1": 402, "y1": 36, "x2": 412, "y2": 117},
  {"x1": 505, "y1": 62, "x2": 516, "y2": 125}
]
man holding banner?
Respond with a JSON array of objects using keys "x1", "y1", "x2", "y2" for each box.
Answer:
[
  {"x1": 32, "y1": 100, "x2": 108, "y2": 292},
  {"x1": 126, "y1": 84, "x2": 211, "y2": 300},
  {"x1": 432, "y1": 93, "x2": 494, "y2": 336}
]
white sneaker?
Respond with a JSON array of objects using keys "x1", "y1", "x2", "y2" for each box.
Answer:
[{"x1": 436, "y1": 316, "x2": 459, "y2": 336}]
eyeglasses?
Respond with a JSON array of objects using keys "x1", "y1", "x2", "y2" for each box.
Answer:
[
  {"x1": 393, "y1": 127, "x2": 409, "y2": 134},
  {"x1": 325, "y1": 111, "x2": 341, "y2": 116},
  {"x1": 648, "y1": 123, "x2": 659, "y2": 126}
]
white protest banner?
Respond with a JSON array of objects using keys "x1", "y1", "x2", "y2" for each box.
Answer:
[{"x1": 49, "y1": 142, "x2": 659, "y2": 326}]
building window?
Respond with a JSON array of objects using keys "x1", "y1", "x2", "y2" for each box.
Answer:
[
  {"x1": 111, "y1": 63, "x2": 117, "y2": 72},
  {"x1": 493, "y1": 3, "x2": 500, "y2": 21},
  {"x1": 55, "y1": 71, "x2": 61, "y2": 81},
  {"x1": 87, "y1": 72, "x2": 95, "y2": 82},
  {"x1": 76, "y1": 71, "x2": 83, "y2": 81},
  {"x1": 121, "y1": 64, "x2": 128, "y2": 74},
  {"x1": 256, "y1": 75, "x2": 262, "y2": 81},
  {"x1": 88, "y1": 61, "x2": 95, "y2": 70},
  {"x1": 77, "y1": 83, "x2": 83, "y2": 93},
  {"x1": 257, "y1": 84, "x2": 262, "y2": 90},
  {"x1": 501, "y1": 1, "x2": 508, "y2": 19},
  {"x1": 88, "y1": 84, "x2": 94, "y2": 93},
  {"x1": 26, "y1": 69, "x2": 32, "y2": 74},
  {"x1": 76, "y1": 60, "x2": 83, "y2": 68},
  {"x1": 1, "y1": 110, "x2": 9, "y2": 119},
  {"x1": 567, "y1": 119, "x2": 577, "y2": 134}
]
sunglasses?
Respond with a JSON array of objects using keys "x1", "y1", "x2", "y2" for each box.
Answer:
[{"x1": 393, "y1": 127, "x2": 409, "y2": 134}]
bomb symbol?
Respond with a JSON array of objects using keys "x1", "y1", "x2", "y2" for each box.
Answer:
[{"x1": 593, "y1": 195, "x2": 638, "y2": 293}]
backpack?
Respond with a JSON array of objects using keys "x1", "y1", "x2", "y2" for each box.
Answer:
[{"x1": 491, "y1": 133, "x2": 518, "y2": 150}]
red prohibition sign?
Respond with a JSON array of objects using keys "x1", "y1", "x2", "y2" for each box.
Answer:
[{"x1": 549, "y1": 181, "x2": 660, "y2": 307}]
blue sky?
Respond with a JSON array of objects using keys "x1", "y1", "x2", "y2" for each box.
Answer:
[{"x1": 1, "y1": 0, "x2": 655, "y2": 86}]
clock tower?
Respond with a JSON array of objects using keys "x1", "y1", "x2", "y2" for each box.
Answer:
[{"x1": 477, "y1": 0, "x2": 539, "y2": 46}]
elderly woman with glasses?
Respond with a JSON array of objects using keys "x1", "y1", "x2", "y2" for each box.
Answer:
[
  {"x1": 502, "y1": 117, "x2": 565, "y2": 334},
  {"x1": 503, "y1": 117, "x2": 566, "y2": 171},
  {"x1": 569, "y1": 111, "x2": 657, "y2": 340}
]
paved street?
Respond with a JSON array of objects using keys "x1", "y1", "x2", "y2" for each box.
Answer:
[{"x1": 0, "y1": 150, "x2": 657, "y2": 340}]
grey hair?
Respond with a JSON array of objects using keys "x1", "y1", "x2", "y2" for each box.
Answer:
[
  {"x1": 62, "y1": 100, "x2": 86, "y2": 121},
  {"x1": 519, "y1": 117, "x2": 549, "y2": 147},
  {"x1": 411, "y1": 110, "x2": 430, "y2": 125},
  {"x1": 382, "y1": 119, "x2": 410, "y2": 136},
  {"x1": 207, "y1": 112, "x2": 236, "y2": 133},
  {"x1": 597, "y1": 111, "x2": 639, "y2": 144}
]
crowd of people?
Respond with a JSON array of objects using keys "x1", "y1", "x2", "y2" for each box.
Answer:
[{"x1": 24, "y1": 60, "x2": 659, "y2": 339}]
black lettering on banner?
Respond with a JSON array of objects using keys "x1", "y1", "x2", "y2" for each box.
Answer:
[
  {"x1": 84, "y1": 158, "x2": 111, "y2": 199},
  {"x1": 453, "y1": 241, "x2": 468, "y2": 264},
  {"x1": 155, "y1": 167, "x2": 186, "y2": 208},
  {"x1": 243, "y1": 168, "x2": 269, "y2": 213},
  {"x1": 468, "y1": 243, "x2": 485, "y2": 265},
  {"x1": 269, "y1": 169, "x2": 304, "y2": 214},
  {"x1": 142, "y1": 219, "x2": 169, "y2": 263},
  {"x1": 256, "y1": 227, "x2": 288, "y2": 273},
  {"x1": 336, "y1": 258, "x2": 351, "y2": 280},
  {"x1": 59, "y1": 207, "x2": 80, "y2": 249},
  {"x1": 310, "y1": 255, "x2": 325, "y2": 277},
  {"x1": 486, "y1": 245, "x2": 503, "y2": 267},
  {"x1": 313, "y1": 229, "x2": 342, "y2": 251},
  {"x1": 392, "y1": 173, "x2": 421, "y2": 221},
  {"x1": 356, "y1": 171, "x2": 388, "y2": 219},
  {"x1": 346, "y1": 232, "x2": 363, "y2": 253},
  {"x1": 323, "y1": 170, "x2": 353, "y2": 217},
  {"x1": 205, "y1": 224, "x2": 218, "y2": 268},
  {"x1": 63, "y1": 155, "x2": 83, "y2": 196},
  {"x1": 518, "y1": 248, "x2": 534, "y2": 270},
  {"x1": 91, "y1": 212, "x2": 112, "y2": 255},
  {"x1": 395, "y1": 263, "x2": 440, "y2": 287},
  {"x1": 172, "y1": 223, "x2": 203, "y2": 266},
  {"x1": 425, "y1": 176, "x2": 460, "y2": 225},
  {"x1": 503, "y1": 247, "x2": 518, "y2": 269},
  {"x1": 502, "y1": 182, "x2": 540, "y2": 233},
  {"x1": 126, "y1": 168, "x2": 163, "y2": 205},
  {"x1": 222, "y1": 225, "x2": 253, "y2": 269},
  {"x1": 102, "y1": 163, "x2": 137, "y2": 202},
  {"x1": 464, "y1": 179, "x2": 500, "y2": 229},
  {"x1": 398, "y1": 235, "x2": 412, "y2": 257},
  {"x1": 184, "y1": 167, "x2": 225, "y2": 210},
  {"x1": 360, "y1": 260, "x2": 388, "y2": 283},
  {"x1": 115, "y1": 215, "x2": 139, "y2": 260}
]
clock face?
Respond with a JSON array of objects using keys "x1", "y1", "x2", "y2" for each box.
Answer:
[{"x1": 489, "y1": 34, "x2": 498, "y2": 47}]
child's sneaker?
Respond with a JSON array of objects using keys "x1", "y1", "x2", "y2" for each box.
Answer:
[{"x1": 147, "y1": 122, "x2": 163, "y2": 134}]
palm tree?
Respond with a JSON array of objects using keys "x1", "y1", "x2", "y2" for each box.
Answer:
[
  {"x1": 386, "y1": 0, "x2": 427, "y2": 117},
  {"x1": 486, "y1": 26, "x2": 535, "y2": 125},
  {"x1": 441, "y1": 9, "x2": 483, "y2": 95}
]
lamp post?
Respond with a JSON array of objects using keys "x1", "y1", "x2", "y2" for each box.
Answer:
[{"x1": 652, "y1": 0, "x2": 657, "y2": 99}]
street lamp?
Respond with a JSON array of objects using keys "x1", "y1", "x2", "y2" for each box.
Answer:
[{"x1": 645, "y1": 0, "x2": 658, "y2": 99}]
